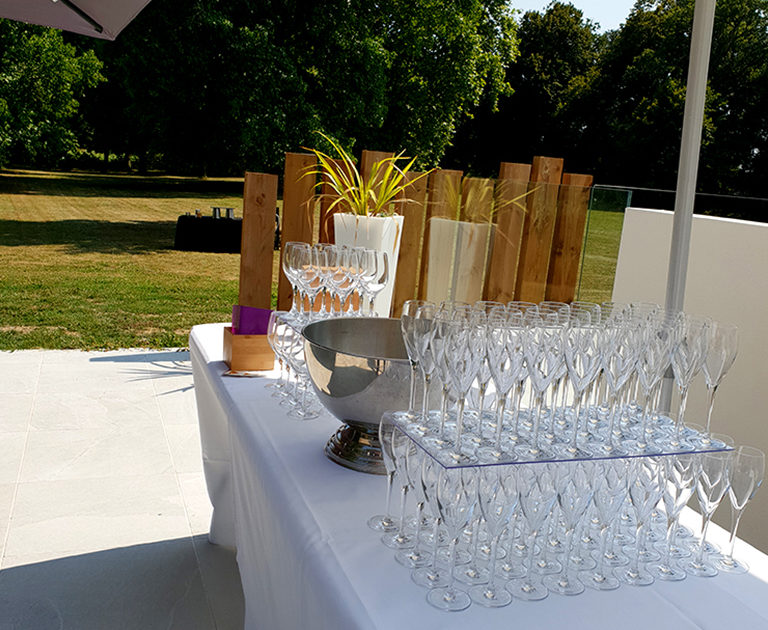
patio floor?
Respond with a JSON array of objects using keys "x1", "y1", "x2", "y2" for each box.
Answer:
[{"x1": 0, "y1": 349, "x2": 244, "y2": 629}]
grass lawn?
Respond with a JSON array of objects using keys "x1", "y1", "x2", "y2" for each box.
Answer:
[
  {"x1": 0, "y1": 170, "x2": 247, "y2": 349},
  {"x1": 0, "y1": 170, "x2": 624, "y2": 350}
]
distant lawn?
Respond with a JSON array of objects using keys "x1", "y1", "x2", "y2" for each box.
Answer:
[
  {"x1": 577, "y1": 208, "x2": 625, "y2": 303},
  {"x1": 0, "y1": 170, "x2": 247, "y2": 350},
  {"x1": 0, "y1": 170, "x2": 624, "y2": 350}
]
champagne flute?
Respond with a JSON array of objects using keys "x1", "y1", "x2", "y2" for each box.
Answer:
[
  {"x1": 715, "y1": 446, "x2": 764, "y2": 573},
  {"x1": 469, "y1": 467, "x2": 519, "y2": 607},
  {"x1": 367, "y1": 415, "x2": 398, "y2": 532},
  {"x1": 426, "y1": 467, "x2": 477, "y2": 611},
  {"x1": 686, "y1": 449, "x2": 733, "y2": 577},
  {"x1": 701, "y1": 322, "x2": 738, "y2": 440}
]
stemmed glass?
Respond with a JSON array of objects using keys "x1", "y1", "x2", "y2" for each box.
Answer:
[
  {"x1": 507, "y1": 463, "x2": 557, "y2": 601},
  {"x1": 598, "y1": 323, "x2": 637, "y2": 454},
  {"x1": 686, "y1": 449, "x2": 733, "y2": 577},
  {"x1": 715, "y1": 446, "x2": 764, "y2": 574},
  {"x1": 651, "y1": 454, "x2": 697, "y2": 581},
  {"x1": 445, "y1": 307, "x2": 482, "y2": 462},
  {"x1": 395, "y1": 446, "x2": 431, "y2": 568},
  {"x1": 582, "y1": 459, "x2": 628, "y2": 590},
  {"x1": 633, "y1": 318, "x2": 674, "y2": 450},
  {"x1": 478, "y1": 308, "x2": 524, "y2": 461},
  {"x1": 543, "y1": 461, "x2": 596, "y2": 595},
  {"x1": 282, "y1": 242, "x2": 311, "y2": 317},
  {"x1": 362, "y1": 249, "x2": 389, "y2": 316},
  {"x1": 518, "y1": 319, "x2": 562, "y2": 459},
  {"x1": 411, "y1": 456, "x2": 449, "y2": 589},
  {"x1": 616, "y1": 457, "x2": 663, "y2": 586},
  {"x1": 382, "y1": 428, "x2": 417, "y2": 550},
  {"x1": 400, "y1": 300, "x2": 427, "y2": 426},
  {"x1": 562, "y1": 323, "x2": 602, "y2": 457},
  {"x1": 414, "y1": 303, "x2": 437, "y2": 428},
  {"x1": 426, "y1": 467, "x2": 477, "y2": 611},
  {"x1": 701, "y1": 322, "x2": 738, "y2": 439},
  {"x1": 266, "y1": 310, "x2": 287, "y2": 392},
  {"x1": 670, "y1": 314, "x2": 710, "y2": 444},
  {"x1": 367, "y1": 415, "x2": 398, "y2": 532},
  {"x1": 282, "y1": 323, "x2": 320, "y2": 419},
  {"x1": 469, "y1": 467, "x2": 519, "y2": 608}
]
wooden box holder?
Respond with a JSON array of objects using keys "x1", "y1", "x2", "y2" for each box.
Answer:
[
  {"x1": 223, "y1": 327, "x2": 274, "y2": 372},
  {"x1": 224, "y1": 171, "x2": 279, "y2": 372}
]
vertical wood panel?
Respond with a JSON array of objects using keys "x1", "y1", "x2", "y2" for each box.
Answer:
[
  {"x1": 239, "y1": 172, "x2": 278, "y2": 309},
  {"x1": 277, "y1": 152, "x2": 317, "y2": 311},
  {"x1": 484, "y1": 162, "x2": 532, "y2": 301},
  {"x1": 360, "y1": 150, "x2": 394, "y2": 181},
  {"x1": 417, "y1": 169, "x2": 463, "y2": 300},
  {"x1": 318, "y1": 158, "x2": 344, "y2": 244},
  {"x1": 513, "y1": 156, "x2": 564, "y2": 303},
  {"x1": 391, "y1": 171, "x2": 428, "y2": 317},
  {"x1": 545, "y1": 173, "x2": 593, "y2": 302}
]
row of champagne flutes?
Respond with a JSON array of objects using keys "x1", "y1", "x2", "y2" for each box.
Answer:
[
  {"x1": 372, "y1": 413, "x2": 764, "y2": 611},
  {"x1": 265, "y1": 309, "x2": 323, "y2": 419},
  {"x1": 282, "y1": 241, "x2": 390, "y2": 319},
  {"x1": 398, "y1": 299, "x2": 738, "y2": 465}
]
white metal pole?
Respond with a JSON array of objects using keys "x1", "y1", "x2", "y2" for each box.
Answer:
[
  {"x1": 665, "y1": 0, "x2": 717, "y2": 313},
  {"x1": 661, "y1": 0, "x2": 717, "y2": 410}
]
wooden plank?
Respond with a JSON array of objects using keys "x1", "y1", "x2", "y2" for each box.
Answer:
[
  {"x1": 513, "y1": 156, "x2": 564, "y2": 303},
  {"x1": 360, "y1": 150, "x2": 394, "y2": 181},
  {"x1": 239, "y1": 172, "x2": 278, "y2": 309},
  {"x1": 391, "y1": 170, "x2": 428, "y2": 317},
  {"x1": 460, "y1": 177, "x2": 495, "y2": 223},
  {"x1": 277, "y1": 152, "x2": 317, "y2": 311},
  {"x1": 545, "y1": 172, "x2": 594, "y2": 302},
  {"x1": 417, "y1": 169, "x2": 463, "y2": 300},
  {"x1": 484, "y1": 162, "x2": 531, "y2": 301},
  {"x1": 318, "y1": 158, "x2": 344, "y2": 244}
]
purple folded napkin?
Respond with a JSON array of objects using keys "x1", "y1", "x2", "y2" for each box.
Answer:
[{"x1": 232, "y1": 305, "x2": 271, "y2": 335}]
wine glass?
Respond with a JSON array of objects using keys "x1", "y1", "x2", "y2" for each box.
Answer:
[
  {"x1": 616, "y1": 457, "x2": 663, "y2": 586},
  {"x1": 366, "y1": 250, "x2": 389, "y2": 316},
  {"x1": 395, "y1": 446, "x2": 431, "y2": 568},
  {"x1": 426, "y1": 467, "x2": 477, "y2": 611},
  {"x1": 282, "y1": 241, "x2": 311, "y2": 317},
  {"x1": 507, "y1": 463, "x2": 557, "y2": 601},
  {"x1": 651, "y1": 454, "x2": 697, "y2": 581},
  {"x1": 382, "y1": 428, "x2": 416, "y2": 550},
  {"x1": 469, "y1": 467, "x2": 519, "y2": 608},
  {"x1": 582, "y1": 459, "x2": 628, "y2": 590},
  {"x1": 266, "y1": 310, "x2": 287, "y2": 391},
  {"x1": 400, "y1": 300, "x2": 428, "y2": 426},
  {"x1": 367, "y1": 414, "x2": 399, "y2": 532},
  {"x1": 411, "y1": 455, "x2": 450, "y2": 589},
  {"x1": 686, "y1": 449, "x2": 733, "y2": 577},
  {"x1": 715, "y1": 446, "x2": 764, "y2": 573},
  {"x1": 543, "y1": 461, "x2": 596, "y2": 595},
  {"x1": 701, "y1": 322, "x2": 738, "y2": 439},
  {"x1": 414, "y1": 303, "x2": 437, "y2": 428},
  {"x1": 670, "y1": 314, "x2": 711, "y2": 445}
]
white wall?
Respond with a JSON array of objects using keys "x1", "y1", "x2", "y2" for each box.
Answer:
[{"x1": 613, "y1": 207, "x2": 768, "y2": 552}]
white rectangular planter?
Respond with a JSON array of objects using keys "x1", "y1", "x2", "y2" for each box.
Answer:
[{"x1": 333, "y1": 213, "x2": 403, "y2": 316}]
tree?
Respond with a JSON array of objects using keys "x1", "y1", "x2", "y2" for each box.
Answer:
[
  {"x1": 445, "y1": 2, "x2": 602, "y2": 175},
  {"x1": 582, "y1": 0, "x2": 768, "y2": 196},
  {"x1": 0, "y1": 20, "x2": 104, "y2": 167},
  {"x1": 80, "y1": 0, "x2": 518, "y2": 175}
]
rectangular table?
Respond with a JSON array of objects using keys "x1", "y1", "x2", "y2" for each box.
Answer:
[{"x1": 190, "y1": 322, "x2": 768, "y2": 630}]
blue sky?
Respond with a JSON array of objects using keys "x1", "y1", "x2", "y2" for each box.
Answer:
[{"x1": 511, "y1": 0, "x2": 637, "y2": 32}]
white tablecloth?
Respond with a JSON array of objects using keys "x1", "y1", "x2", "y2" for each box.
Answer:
[{"x1": 190, "y1": 322, "x2": 768, "y2": 630}]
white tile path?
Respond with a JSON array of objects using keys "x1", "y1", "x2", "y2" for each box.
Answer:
[{"x1": 0, "y1": 349, "x2": 244, "y2": 630}]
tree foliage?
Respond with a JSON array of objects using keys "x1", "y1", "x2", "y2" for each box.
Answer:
[
  {"x1": 0, "y1": 20, "x2": 104, "y2": 167},
  {"x1": 78, "y1": 0, "x2": 517, "y2": 175}
]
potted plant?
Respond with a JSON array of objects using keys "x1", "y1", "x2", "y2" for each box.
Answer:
[{"x1": 306, "y1": 133, "x2": 431, "y2": 316}]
